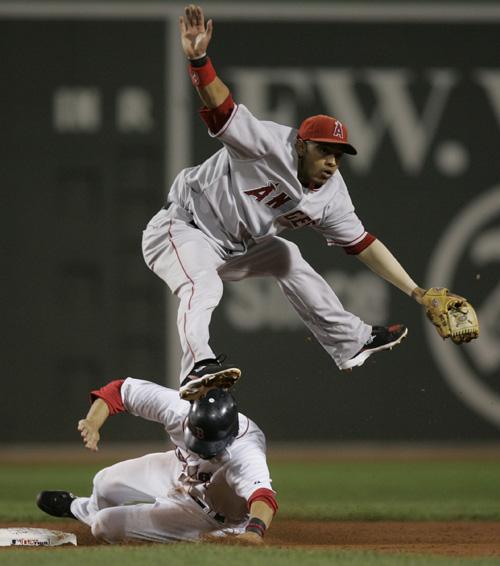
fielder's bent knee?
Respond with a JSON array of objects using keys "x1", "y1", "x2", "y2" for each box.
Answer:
[
  {"x1": 177, "y1": 272, "x2": 224, "y2": 306},
  {"x1": 270, "y1": 239, "x2": 306, "y2": 278},
  {"x1": 281, "y1": 239, "x2": 304, "y2": 261}
]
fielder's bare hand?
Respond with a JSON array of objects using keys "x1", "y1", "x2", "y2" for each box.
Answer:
[
  {"x1": 179, "y1": 4, "x2": 213, "y2": 58},
  {"x1": 78, "y1": 419, "x2": 101, "y2": 451}
]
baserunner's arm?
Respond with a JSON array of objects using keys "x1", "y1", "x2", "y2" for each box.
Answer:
[{"x1": 77, "y1": 397, "x2": 111, "y2": 451}]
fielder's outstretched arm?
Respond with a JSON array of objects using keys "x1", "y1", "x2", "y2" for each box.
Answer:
[
  {"x1": 179, "y1": 4, "x2": 229, "y2": 109},
  {"x1": 356, "y1": 239, "x2": 426, "y2": 303}
]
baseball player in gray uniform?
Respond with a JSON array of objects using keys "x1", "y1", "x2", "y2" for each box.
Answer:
[
  {"x1": 142, "y1": 5, "x2": 428, "y2": 401},
  {"x1": 36, "y1": 378, "x2": 277, "y2": 545}
]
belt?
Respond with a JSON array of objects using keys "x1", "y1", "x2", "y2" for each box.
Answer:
[
  {"x1": 162, "y1": 205, "x2": 241, "y2": 256},
  {"x1": 189, "y1": 494, "x2": 225, "y2": 523},
  {"x1": 162, "y1": 204, "x2": 198, "y2": 229}
]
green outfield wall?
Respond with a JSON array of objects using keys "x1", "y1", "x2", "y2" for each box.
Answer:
[{"x1": 2, "y1": 2, "x2": 499, "y2": 442}]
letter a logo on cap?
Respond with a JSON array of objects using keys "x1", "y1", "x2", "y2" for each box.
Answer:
[{"x1": 333, "y1": 120, "x2": 344, "y2": 140}]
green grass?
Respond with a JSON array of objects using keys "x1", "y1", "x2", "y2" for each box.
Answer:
[
  {"x1": 2, "y1": 459, "x2": 500, "y2": 565},
  {"x1": 272, "y1": 460, "x2": 500, "y2": 520},
  {"x1": 2, "y1": 460, "x2": 500, "y2": 522},
  {"x1": 2, "y1": 545, "x2": 500, "y2": 566},
  {"x1": 0, "y1": 463, "x2": 100, "y2": 521}
]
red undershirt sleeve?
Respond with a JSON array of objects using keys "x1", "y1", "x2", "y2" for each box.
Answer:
[
  {"x1": 90, "y1": 379, "x2": 126, "y2": 415},
  {"x1": 199, "y1": 94, "x2": 236, "y2": 134},
  {"x1": 247, "y1": 487, "x2": 278, "y2": 515},
  {"x1": 344, "y1": 233, "x2": 376, "y2": 255}
]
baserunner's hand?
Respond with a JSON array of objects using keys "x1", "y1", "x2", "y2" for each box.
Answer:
[
  {"x1": 179, "y1": 4, "x2": 213, "y2": 59},
  {"x1": 77, "y1": 419, "x2": 101, "y2": 451}
]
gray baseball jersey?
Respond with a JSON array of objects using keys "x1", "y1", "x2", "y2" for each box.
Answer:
[{"x1": 168, "y1": 103, "x2": 367, "y2": 255}]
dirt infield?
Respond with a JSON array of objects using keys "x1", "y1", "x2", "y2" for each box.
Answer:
[{"x1": 2, "y1": 520, "x2": 500, "y2": 557}]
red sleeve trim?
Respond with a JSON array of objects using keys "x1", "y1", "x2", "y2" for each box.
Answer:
[
  {"x1": 188, "y1": 57, "x2": 216, "y2": 88},
  {"x1": 90, "y1": 379, "x2": 126, "y2": 415},
  {"x1": 344, "y1": 233, "x2": 376, "y2": 255},
  {"x1": 199, "y1": 94, "x2": 236, "y2": 134},
  {"x1": 248, "y1": 487, "x2": 278, "y2": 515}
]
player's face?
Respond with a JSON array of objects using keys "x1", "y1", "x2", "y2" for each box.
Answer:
[{"x1": 297, "y1": 140, "x2": 344, "y2": 187}]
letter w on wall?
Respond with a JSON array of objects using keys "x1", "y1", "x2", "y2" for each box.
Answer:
[{"x1": 228, "y1": 67, "x2": 458, "y2": 176}]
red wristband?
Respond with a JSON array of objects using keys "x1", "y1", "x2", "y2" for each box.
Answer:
[
  {"x1": 248, "y1": 488, "x2": 278, "y2": 515},
  {"x1": 245, "y1": 517, "x2": 267, "y2": 537},
  {"x1": 90, "y1": 379, "x2": 125, "y2": 415},
  {"x1": 189, "y1": 57, "x2": 216, "y2": 87}
]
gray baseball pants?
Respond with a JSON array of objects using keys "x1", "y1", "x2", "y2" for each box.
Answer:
[{"x1": 142, "y1": 207, "x2": 371, "y2": 382}]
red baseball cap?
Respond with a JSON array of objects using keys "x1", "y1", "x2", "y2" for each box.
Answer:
[{"x1": 297, "y1": 115, "x2": 357, "y2": 155}]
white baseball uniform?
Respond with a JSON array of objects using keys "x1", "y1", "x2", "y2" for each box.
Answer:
[
  {"x1": 71, "y1": 378, "x2": 275, "y2": 543},
  {"x1": 142, "y1": 100, "x2": 373, "y2": 380}
]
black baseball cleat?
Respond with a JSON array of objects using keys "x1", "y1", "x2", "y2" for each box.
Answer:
[
  {"x1": 340, "y1": 324, "x2": 408, "y2": 371},
  {"x1": 36, "y1": 491, "x2": 77, "y2": 519},
  {"x1": 179, "y1": 354, "x2": 241, "y2": 401}
]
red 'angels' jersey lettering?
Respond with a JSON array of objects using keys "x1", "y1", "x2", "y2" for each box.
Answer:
[
  {"x1": 169, "y1": 104, "x2": 367, "y2": 252},
  {"x1": 244, "y1": 185, "x2": 316, "y2": 227},
  {"x1": 244, "y1": 185, "x2": 293, "y2": 210},
  {"x1": 282, "y1": 211, "x2": 316, "y2": 228}
]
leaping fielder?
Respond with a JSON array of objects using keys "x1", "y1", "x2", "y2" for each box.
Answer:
[
  {"x1": 36, "y1": 378, "x2": 277, "y2": 545},
  {"x1": 142, "y1": 5, "x2": 476, "y2": 402}
]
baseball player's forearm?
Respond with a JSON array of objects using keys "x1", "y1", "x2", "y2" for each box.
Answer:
[
  {"x1": 78, "y1": 379, "x2": 125, "y2": 451},
  {"x1": 356, "y1": 239, "x2": 422, "y2": 299},
  {"x1": 242, "y1": 486, "x2": 278, "y2": 541},
  {"x1": 248, "y1": 500, "x2": 275, "y2": 529},
  {"x1": 83, "y1": 398, "x2": 110, "y2": 429},
  {"x1": 77, "y1": 398, "x2": 110, "y2": 451},
  {"x1": 194, "y1": 76, "x2": 230, "y2": 110},
  {"x1": 238, "y1": 500, "x2": 275, "y2": 544}
]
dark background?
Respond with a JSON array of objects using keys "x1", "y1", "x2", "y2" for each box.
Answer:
[
  {"x1": 2, "y1": 5, "x2": 499, "y2": 442},
  {"x1": 2, "y1": 20, "x2": 166, "y2": 441}
]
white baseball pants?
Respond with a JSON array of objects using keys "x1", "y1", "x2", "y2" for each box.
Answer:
[
  {"x1": 142, "y1": 207, "x2": 371, "y2": 382},
  {"x1": 71, "y1": 452, "x2": 235, "y2": 543}
]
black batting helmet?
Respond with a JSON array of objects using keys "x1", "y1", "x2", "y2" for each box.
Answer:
[{"x1": 184, "y1": 388, "x2": 239, "y2": 459}]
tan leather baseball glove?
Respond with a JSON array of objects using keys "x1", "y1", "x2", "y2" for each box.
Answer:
[{"x1": 422, "y1": 287, "x2": 479, "y2": 344}]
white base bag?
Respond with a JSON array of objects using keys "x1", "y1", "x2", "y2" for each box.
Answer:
[{"x1": 0, "y1": 527, "x2": 77, "y2": 546}]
